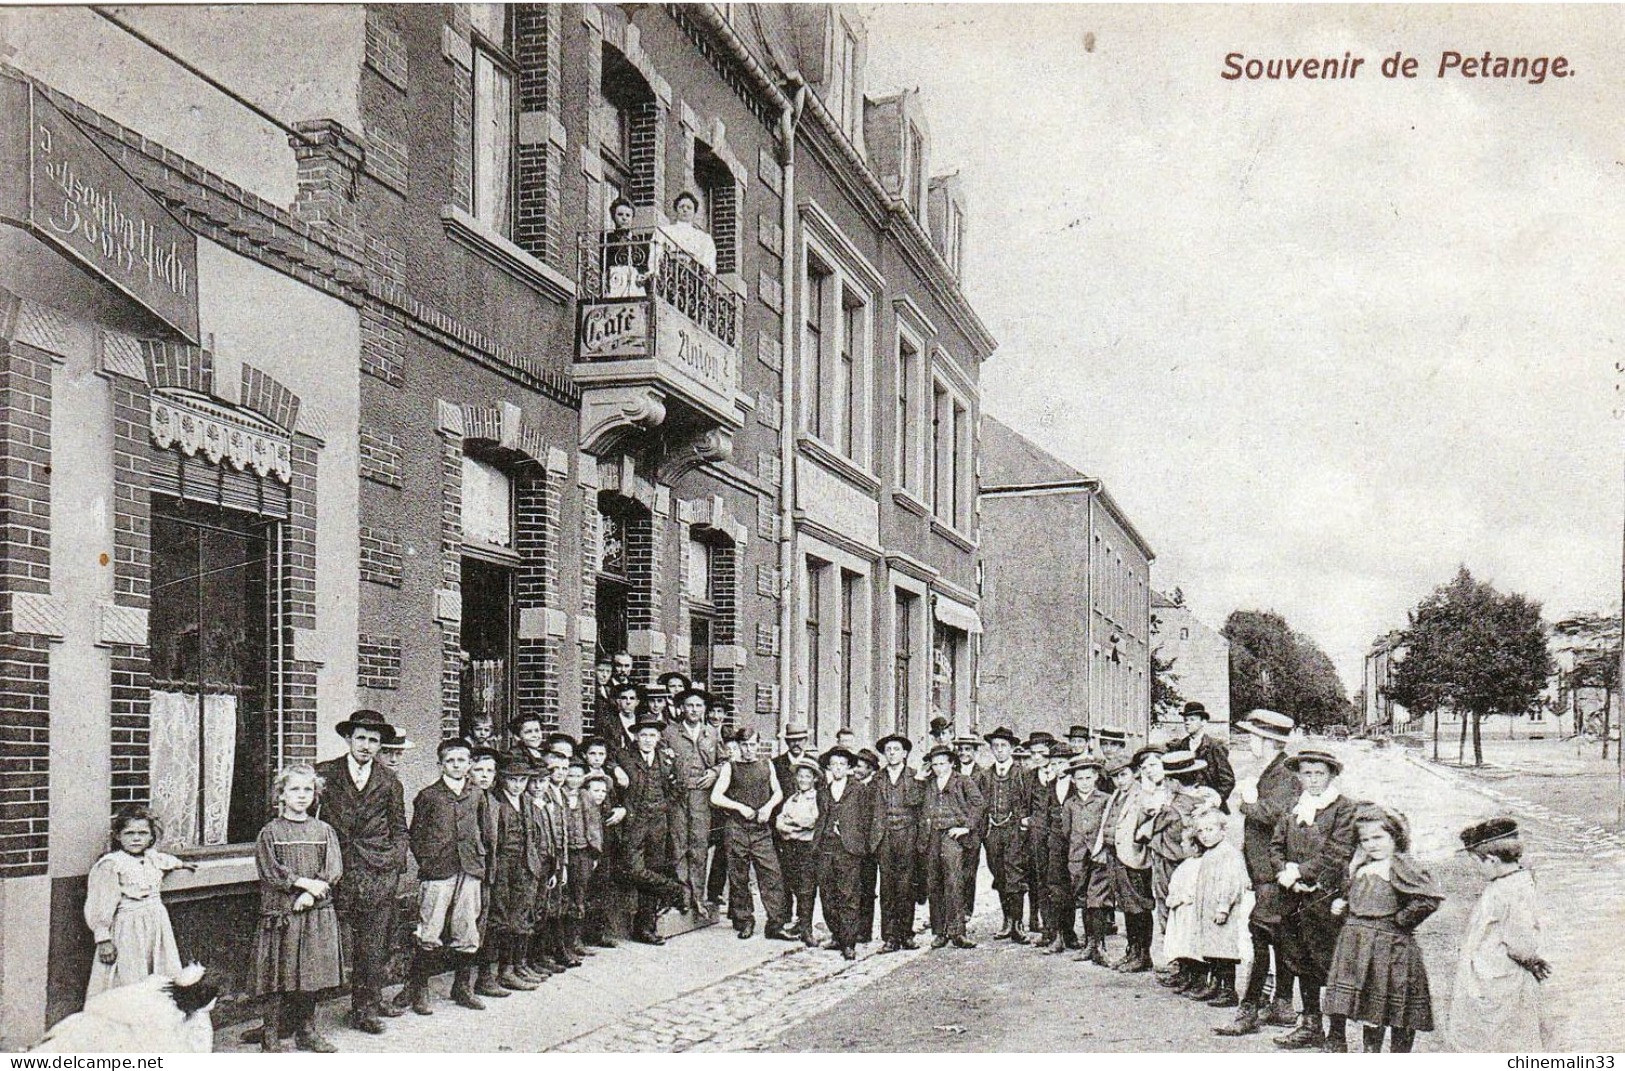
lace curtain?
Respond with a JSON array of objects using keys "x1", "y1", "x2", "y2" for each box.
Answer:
[{"x1": 150, "y1": 690, "x2": 238, "y2": 847}]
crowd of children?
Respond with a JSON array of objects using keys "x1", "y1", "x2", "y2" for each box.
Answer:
[{"x1": 80, "y1": 686, "x2": 1556, "y2": 1053}]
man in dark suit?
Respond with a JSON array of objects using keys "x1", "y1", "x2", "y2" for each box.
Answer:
[
  {"x1": 1171, "y1": 701, "x2": 1237, "y2": 811},
  {"x1": 771, "y1": 723, "x2": 812, "y2": 808},
  {"x1": 813, "y1": 746, "x2": 876, "y2": 960},
  {"x1": 870, "y1": 733, "x2": 923, "y2": 952},
  {"x1": 616, "y1": 718, "x2": 686, "y2": 943},
  {"x1": 975, "y1": 726, "x2": 1033, "y2": 943},
  {"x1": 314, "y1": 710, "x2": 407, "y2": 1034},
  {"x1": 1218, "y1": 709, "x2": 1303, "y2": 1037},
  {"x1": 919, "y1": 744, "x2": 985, "y2": 948}
]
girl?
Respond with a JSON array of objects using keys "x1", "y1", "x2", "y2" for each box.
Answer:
[
  {"x1": 251, "y1": 763, "x2": 344, "y2": 1053},
  {"x1": 1188, "y1": 807, "x2": 1251, "y2": 1008},
  {"x1": 84, "y1": 805, "x2": 194, "y2": 998},
  {"x1": 1325, "y1": 805, "x2": 1443, "y2": 1053},
  {"x1": 775, "y1": 757, "x2": 824, "y2": 946},
  {"x1": 1447, "y1": 817, "x2": 1549, "y2": 1052}
]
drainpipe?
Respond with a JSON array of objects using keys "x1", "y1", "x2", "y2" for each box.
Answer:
[{"x1": 776, "y1": 82, "x2": 807, "y2": 738}]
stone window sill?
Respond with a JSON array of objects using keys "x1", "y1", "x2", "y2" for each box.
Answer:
[
  {"x1": 441, "y1": 205, "x2": 576, "y2": 306},
  {"x1": 931, "y1": 517, "x2": 978, "y2": 553},
  {"x1": 892, "y1": 486, "x2": 929, "y2": 517},
  {"x1": 797, "y1": 434, "x2": 881, "y2": 496}
]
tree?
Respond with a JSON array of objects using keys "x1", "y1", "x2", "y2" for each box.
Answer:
[
  {"x1": 1386, "y1": 566, "x2": 1553, "y2": 767},
  {"x1": 1151, "y1": 647, "x2": 1186, "y2": 722},
  {"x1": 1222, "y1": 610, "x2": 1350, "y2": 732}
]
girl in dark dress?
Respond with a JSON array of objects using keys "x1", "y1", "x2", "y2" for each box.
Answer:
[{"x1": 1324, "y1": 805, "x2": 1443, "y2": 1052}]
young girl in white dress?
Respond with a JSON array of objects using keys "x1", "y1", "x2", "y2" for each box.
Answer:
[{"x1": 84, "y1": 805, "x2": 195, "y2": 998}]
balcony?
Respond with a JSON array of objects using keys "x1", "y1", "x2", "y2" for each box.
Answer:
[{"x1": 573, "y1": 228, "x2": 748, "y2": 470}]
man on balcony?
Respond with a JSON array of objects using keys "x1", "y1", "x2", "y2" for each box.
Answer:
[{"x1": 660, "y1": 190, "x2": 717, "y2": 275}]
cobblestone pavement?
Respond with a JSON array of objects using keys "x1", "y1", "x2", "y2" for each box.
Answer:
[{"x1": 217, "y1": 743, "x2": 1625, "y2": 1051}]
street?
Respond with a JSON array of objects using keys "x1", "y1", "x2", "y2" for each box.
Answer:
[{"x1": 216, "y1": 740, "x2": 1625, "y2": 1053}]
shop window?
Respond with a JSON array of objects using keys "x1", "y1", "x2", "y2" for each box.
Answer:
[
  {"x1": 932, "y1": 619, "x2": 963, "y2": 727},
  {"x1": 148, "y1": 495, "x2": 277, "y2": 848},
  {"x1": 894, "y1": 590, "x2": 916, "y2": 734},
  {"x1": 470, "y1": 3, "x2": 516, "y2": 236}
]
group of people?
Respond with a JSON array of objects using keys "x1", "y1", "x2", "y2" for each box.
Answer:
[{"x1": 79, "y1": 675, "x2": 1550, "y2": 1054}]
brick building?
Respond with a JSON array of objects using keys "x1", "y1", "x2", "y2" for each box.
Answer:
[
  {"x1": 979, "y1": 415, "x2": 1155, "y2": 743},
  {"x1": 1150, "y1": 590, "x2": 1231, "y2": 728},
  {"x1": 0, "y1": 3, "x2": 995, "y2": 1044}
]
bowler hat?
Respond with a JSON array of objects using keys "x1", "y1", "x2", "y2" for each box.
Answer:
[
  {"x1": 1048, "y1": 742, "x2": 1075, "y2": 760},
  {"x1": 783, "y1": 722, "x2": 810, "y2": 741},
  {"x1": 984, "y1": 726, "x2": 1021, "y2": 747},
  {"x1": 820, "y1": 745, "x2": 858, "y2": 767},
  {"x1": 1284, "y1": 749, "x2": 1343, "y2": 776},
  {"x1": 1181, "y1": 701, "x2": 1210, "y2": 720},
  {"x1": 497, "y1": 752, "x2": 541, "y2": 778},
  {"x1": 875, "y1": 733, "x2": 913, "y2": 754},
  {"x1": 1068, "y1": 725, "x2": 1091, "y2": 739},
  {"x1": 1160, "y1": 749, "x2": 1208, "y2": 777},
  {"x1": 335, "y1": 709, "x2": 398, "y2": 740},
  {"x1": 673, "y1": 687, "x2": 713, "y2": 710},
  {"x1": 1027, "y1": 731, "x2": 1057, "y2": 746},
  {"x1": 923, "y1": 744, "x2": 955, "y2": 765},
  {"x1": 632, "y1": 717, "x2": 667, "y2": 735},
  {"x1": 1239, "y1": 709, "x2": 1295, "y2": 743},
  {"x1": 1460, "y1": 816, "x2": 1519, "y2": 853},
  {"x1": 1103, "y1": 754, "x2": 1134, "y2": 776},
  {"x1": 928, "y1": 716, "x2": 952, "y2": 735}
]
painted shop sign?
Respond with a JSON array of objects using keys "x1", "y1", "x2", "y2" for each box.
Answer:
[
  {"x1": 0, "y1": 74, "x2": 200, "y2": 343},
  {"x1": 654, "y1": 303, "x2": 736, "y2": 400},
  {"x1": 577, "y1": 298, "x2": 651, "y2": 359}
]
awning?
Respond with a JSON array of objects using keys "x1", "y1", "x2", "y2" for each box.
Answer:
[{"x1": 933, "y1": 594, "x2": 982, "y2": 634}]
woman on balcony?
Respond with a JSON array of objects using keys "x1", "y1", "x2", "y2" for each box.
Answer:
[
  {"x1": 659, "y1": 190, "x2": 717, "y2": 276},
  {"x1": 602, "y1": 198, "x2": 653, "y2": 298}
]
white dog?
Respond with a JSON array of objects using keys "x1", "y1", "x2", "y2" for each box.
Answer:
[{"x1": 34, "y1": 963, "x2": 216, "y2": 1052}]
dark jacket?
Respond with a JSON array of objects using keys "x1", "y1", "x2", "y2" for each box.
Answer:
[
  {"x1": 313, "y1": 756, "x2": 407, "y2": 879},
  {"x1": 1062, "y1": 786, "x2": 1113, "y2": 879},
  {"x1": 1239, "y1": 750, "x2": 1301, "y2": 884},
  {"x1": 409, "y1": 777, "x2": 489, "y2": 882},
  {"x1": 1268, "y1": 793, "x2": 1361, "y2": 894},
  {"x1": 815, "y1": 778, "x2": 877, "y2": 857},
  {"x1": 973, "y1": 762, "x2": 1032, "y2": 835},
  {"x1": 870, "y1": 765, "x2": 924, "y2": 842},
  {"x1": 919, "y1": 770, "x2": 985, "y2": 838},
  {"x1": 619, "y1": 745, "x2": 680, "y2": 824},
  {"x1": 1188, "y1": 733, "x2": 1237, "y2": 810}
]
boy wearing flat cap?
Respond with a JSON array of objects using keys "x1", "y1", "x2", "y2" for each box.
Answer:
[
  {"x1": 1061, "y1": 755, "x2": 1113, "y2": 963},
  {"x1": 315, "y1": 711, "x2": 407, "y2": 1034}
]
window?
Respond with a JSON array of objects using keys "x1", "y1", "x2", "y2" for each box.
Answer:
[
  {"x1": 894, "y1": 591, "x2": 916, "y2": 733},
  {"x1": 600, "y1": 45, "x2": 654, "y2": 212},
  {"x1": 805, "y1": 559, "x2": 827, "y2": 738},
  {"x1": 829, "y1": 22, "x2": 859, "y2": 137},
  {"x1": 803, "y1": 257, "x2": 831, "y2": 436},
  {"x1": 149, "y1": 496, "x2": 277, "y2": 848},
  {"x1": 687, "y1": 536, "x2": 716, "y2": 688},
  {"x1": 685, "y1": 534, "x2": 714, "y2": 603},
  {"x1": 839, "y1": 290, "x2": 865, "y2": 457},
  {"x1": 945, "y1": 201, "x2": 964, "y2": 276},
  {"x1": 951, "y1": 399, "x2": 967, "y2": 528},
  {"x1": 470, "y1": 4, "x2": 515, "y2": 235},
  {"x1": 462, "y1": 457, "x2": 514, "y2": 550},
  {"x1": 895, "y1": 333, "x2": 919, "y2": 492},
  {"x1": 840, "y1": 571, "x2": 859, "y2": 730},
  {"x1": 905, "y1": 123, "x2": 925, "y2": 216},
  {"x1": 930, "y1": 382, "x2": 948, "y2": 518},
  {"x1": 932, "y1": 620, "x2": 962, "y2": 726},
  {"x1": 929, "y1": 374, "x2": 972, "y2": 532},
  {"x1": 461, "y1": 556, "x2": 514, "y2": 740},
  {"x1": 693, "y1": 140, "x2": 737, "y2": 275}
]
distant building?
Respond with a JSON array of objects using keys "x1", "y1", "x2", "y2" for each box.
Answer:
[
  {"x1": 1363, "y1": 631, "x2": 1412, "y2": 732},
  {"x1": 1546, "y1": 613, "x2": 1621, "y2": 737},
  {"x1": 979, "y1": 416, "x2": 1155, "y2": 743},
  {"x1": 1151, "y1": 591, "x2": 1231, "y2": 727}
]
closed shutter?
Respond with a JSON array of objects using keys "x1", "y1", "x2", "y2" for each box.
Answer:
[{"x1": 149, "y1": 449, "x2": 290, "y2": 520}]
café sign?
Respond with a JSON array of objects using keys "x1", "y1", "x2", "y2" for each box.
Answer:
[
  {"x1": 1, "y1": 74, "x2": 200, "y2": 343},
  {"x1": 577, "y1": 299, "x2": 651, "y2": 360}
]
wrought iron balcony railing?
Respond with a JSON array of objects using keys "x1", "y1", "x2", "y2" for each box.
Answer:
[{"x1": 577, "y1": 228, "x2": 740, "y2": 346}]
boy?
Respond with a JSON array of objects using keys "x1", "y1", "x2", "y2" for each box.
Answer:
[
  {"x1": 618, "y1": 718, "x2": 686, "y2": 942},
  {"x1": 400, "y1": 738, "x2": 489, "y2": 1015},
  {"x1": 577, "y1": 771, "x2": 613, "y2": 949},
  {"x1": 1100, "y1": 753, "x2": 1155, "y2": 972},
  {"x1": 1060, "y1": 755, "x2": 1112, "y2": 964},
  {"x1": 466, "y1": 746, "x2": 504, "y2": 998},
  {"x1": 976, "y1": 726, "x2": 1033, "y2": 943},
  {"x1": 814, "y1": 746, "x2": 877, "y2": 959},
  {"x1": 485, "y1": 753, "x2": 543, "y2": 994},
  {"x1": 559, "y1": 759, "x2": 597, "y2": 960},
  {"x1": 510, "y1": 714, "x2": 550, "y2": 768},
  {"x1": 530, "y1": 751, "x2": 576, "y2": 972},
  {"x1": 920, "y1": 744, "x2": 984, "y2": 949},
  {"x1": 1447, "y1": 818, "x2": 1549, "y2": 1052}
]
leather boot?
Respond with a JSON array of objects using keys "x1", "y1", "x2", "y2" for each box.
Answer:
[
  {"x1": 1008, "y1": 920, "x2": 1030, "y2": 946},
  {"x1": 552, "y1": 926, "x2": 583, "y2": 968},
  {"x1": 257, "y1": 999, "x2": 284, "y2": 1053},
  {"x1": 1159, "y1": 962, "x2": 1191, "y2": 988},
  {"x1": 1214, "y1": 1002, "x2": 1262, "y2": 1036},
  {"x1": 474, "y1": 959, "x2": 511, "y2": 998},
  {"x1": 1264, "y1": 998, "x2": 1299, "y2": 1026},
  {"x1": 1322, "y1": 1016, "x2": 1349, "y2": 1053},
  {"x1": 398, "y1": 951, "x2": 435, "y2": 1016},
  {"x1": 451, "y1": 955, "x2": 486, "y2": 1010},
  {"x1": 1043, "y1": 933, "x2": 1067, "y2": 955},
  {"x1": 510, "y1": 935, "x2": 548, "y2": 985},
  {"x1": 565, "y1": 919, "x2": 592, "y2": 957},
  {"x1": 1273, "y1": 1013, "x2": 1326, "y2": 1050},
  {"x1": 1187, "y1": 972, "x2": 1221, "y2": 1002},
  {"x1": 498, "y1": 958, "x2": 539, "y2": 991}
]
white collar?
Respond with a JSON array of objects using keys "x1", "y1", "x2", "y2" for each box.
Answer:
[
  {"x1": 887, "y1": 766, "x2": 907, "y2": 782},
  {"x1": 442, "y1": 775, "x2": 468, "y2": 795},
  {"x1": 347, "y1": 754, "x2": 372, "y2": 785},
  {"x1": 934, "y1": 772, "x2": 952, "y2": 789},
  {"x1": 828, "y1": 777, "x2": 847, "y2": 799},
  {"x1": 1292, "y1": 786, "x2": 1341, "y2": 825}
]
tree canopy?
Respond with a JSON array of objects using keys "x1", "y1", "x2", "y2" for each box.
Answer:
[
  {"x1": 1222, "y1": 609, "x2": 1349, "y2": 731},
  {"x1": 1385, "y1": 565, "x2": 1553, "y2": 765}
]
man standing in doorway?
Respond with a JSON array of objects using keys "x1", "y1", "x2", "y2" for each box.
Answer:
[{"x1": 664, "y1": 687, "x2": 724, "y2": 916}]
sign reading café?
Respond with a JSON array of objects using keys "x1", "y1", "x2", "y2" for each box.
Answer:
[{"x1": 1, "y1": 73, "x2": 200, "y2": 343}]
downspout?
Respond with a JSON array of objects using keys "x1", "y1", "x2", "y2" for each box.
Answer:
[
  {"x1": 776, "y1": 82, "x2": 807, "y2": 737},
  {"x1": 1086, "y1": 489, "x2": 1096, "y2": 734}
]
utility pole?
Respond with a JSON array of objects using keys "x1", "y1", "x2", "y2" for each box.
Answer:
[{"x1": 1617, "y1": 455, "x2": 1624, "y2": 824}]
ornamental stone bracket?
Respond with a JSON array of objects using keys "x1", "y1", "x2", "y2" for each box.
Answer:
[
  {"x1": 656, "y1": 426, "x2": 733, "y2": 485},
  {"x1": 578, "y1": 385, "x2": 668, "y2": 457}
]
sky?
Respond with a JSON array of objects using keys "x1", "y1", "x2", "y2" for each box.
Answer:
[{"x1": 860, "y1": 4, "x2": 1624, "y2": 688}]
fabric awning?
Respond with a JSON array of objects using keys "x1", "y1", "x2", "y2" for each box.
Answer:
[{"x1": 933, "y1": 594, "x2": 983, "y2": 634}]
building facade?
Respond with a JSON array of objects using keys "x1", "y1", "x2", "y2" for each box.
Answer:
[
  {"x1": 979, "y1": 415, "x2": 1154, "y2": 743},
  {"x1": 1150, "y1": 591, "x2": 1231, "y2": 727},
  {"x1": 1362, "y1": 630, "x2": 1411, "y2": 732},
  {"x1": 0, "y1": 3, "x2": 993, "y2": 1043}
]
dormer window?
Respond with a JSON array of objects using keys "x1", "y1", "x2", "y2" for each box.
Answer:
[
  {"x1": 829, "y1": 20, "x2": 860, "y2": 138},
  {"x1": 945, "y1": 199, "x2": 964, "y2": 276},
  {"x1": 904, "y1": 122, "x2": 925, "y2": 217}
]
